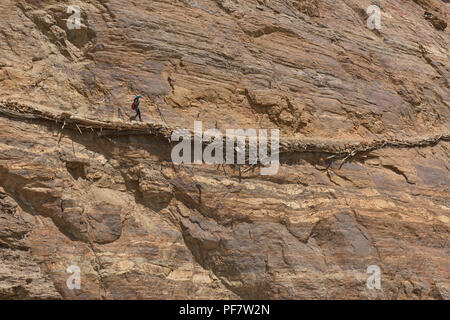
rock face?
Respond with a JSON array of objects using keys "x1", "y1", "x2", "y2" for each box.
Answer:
[{"x1": 0, "y1": 0, "x2": 448, "y2": 299}]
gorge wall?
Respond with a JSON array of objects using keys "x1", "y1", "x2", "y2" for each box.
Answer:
[{"x1": 0, "y1": 0, "x2": 449, "y2": 299}]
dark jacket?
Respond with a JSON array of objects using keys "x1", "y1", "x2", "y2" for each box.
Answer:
[{"x1": 133, "y1": 98, "x2": 140, "y2": 109}]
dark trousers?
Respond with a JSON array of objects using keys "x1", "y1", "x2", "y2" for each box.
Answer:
[{"x1": 133, "y1": 108, "x2": 142, "y2": 121}]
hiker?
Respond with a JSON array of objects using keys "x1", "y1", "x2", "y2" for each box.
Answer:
[{"x1": 131, "y1": 94, "x2": 142, "y2": 121}]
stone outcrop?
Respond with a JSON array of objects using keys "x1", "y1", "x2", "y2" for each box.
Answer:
[{"x1": 0, "y1": 0, "x2": 448, "y2": 299}]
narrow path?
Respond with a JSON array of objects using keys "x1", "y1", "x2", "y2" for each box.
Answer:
[{"x1": 1, "y1": 101, "x2": 449, "y2": 161}]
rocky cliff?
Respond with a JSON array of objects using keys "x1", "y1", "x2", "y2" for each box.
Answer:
[{"x1": 0, "y1": 0, "x2": 449, "y2": 299}]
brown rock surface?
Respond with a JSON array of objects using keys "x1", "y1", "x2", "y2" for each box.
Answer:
[{"x1": 0, "y1": 0, "x2": 449, "y2": 299}]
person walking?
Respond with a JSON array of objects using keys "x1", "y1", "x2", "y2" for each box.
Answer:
[{"x1": 131, "y1": 94, "x2": 142, "y2": 122}]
